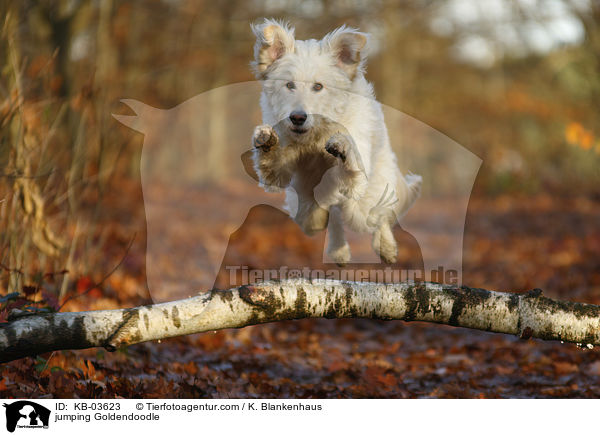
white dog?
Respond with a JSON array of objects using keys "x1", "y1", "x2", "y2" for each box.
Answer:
[{"x1": 250, "y1": 19, "x2": 421, "y2": 265}]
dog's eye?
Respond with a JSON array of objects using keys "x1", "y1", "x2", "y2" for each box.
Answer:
[
  {"x1": 286, "y1": 82, "x2": 295, "y2": 90},
  {"x1": 313, "y1": 83, "x2": 323, "y2": 92}
]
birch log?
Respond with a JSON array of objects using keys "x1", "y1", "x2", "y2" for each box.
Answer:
[{"x1": 1, "y1": 279, "x2": 600, "y2": 363}]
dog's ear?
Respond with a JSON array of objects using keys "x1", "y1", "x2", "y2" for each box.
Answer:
[
  {"x1": 323, "y1": 26, "x2": 368, "y2": 80},
  {"x1": 251, "y1": 19, "x2": 295, "y2": 78}
]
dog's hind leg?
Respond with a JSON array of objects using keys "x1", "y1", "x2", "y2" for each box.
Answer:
[
  {"x1": 326, "y1": 206, "x2": 351, "y2": 265},
  {"x1": 294, "y1": 199, "x2": 329, "y2": 237},
  {"x1": 372, "y1": 220, "x2": 398, "y2": 264}
]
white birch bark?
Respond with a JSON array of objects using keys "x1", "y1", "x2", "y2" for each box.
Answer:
[{"x1": 1, "y1": 279, "x2": 599, "y2": 363}]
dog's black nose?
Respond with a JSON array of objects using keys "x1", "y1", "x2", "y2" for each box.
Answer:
[{"x1": 289, "y1": 111, "x2": 307, "y2": 126}]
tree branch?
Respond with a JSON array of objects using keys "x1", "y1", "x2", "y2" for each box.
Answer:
[{"x1": 2, "y1": 279, "x2": 600, "y2": 363}]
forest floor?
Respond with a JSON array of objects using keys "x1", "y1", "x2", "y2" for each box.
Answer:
[{"x1": 2, "y1": 180, "x2": 600, "y2": 398}]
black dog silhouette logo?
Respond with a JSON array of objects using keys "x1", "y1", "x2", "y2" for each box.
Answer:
[{"x1": 3, "y1": 401, "x2": 50, "y2": 432}]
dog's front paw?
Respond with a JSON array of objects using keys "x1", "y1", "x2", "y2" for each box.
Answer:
[
  {"x1": 325, "y1": 133, "x2": 348, "y2": 163},
  {"x1": 253, "y1": 125, "x2": 279, "y2": 151}
]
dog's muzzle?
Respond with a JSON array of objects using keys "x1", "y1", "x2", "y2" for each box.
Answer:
[{"x1": 289, "y1": 111, "x2": 309, "y2": 134}]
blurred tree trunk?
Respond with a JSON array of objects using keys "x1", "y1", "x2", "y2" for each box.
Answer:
[
  {"x1": 35, "y1": 0, "x2": 83, "y2": 98},
  {"x1": 205, "y1": 3, "x2": 238, "y2": 183},
  {"x1": 571, "y1": 1, "x2": 600, "y2": 112}
]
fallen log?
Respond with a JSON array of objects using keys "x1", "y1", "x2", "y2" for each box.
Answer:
[{"x1": 2, "y1": 279, "x2": 599, "y2": 363}]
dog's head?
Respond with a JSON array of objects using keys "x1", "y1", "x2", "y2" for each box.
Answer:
[{"x1": 251, "y1": 19, "x2": 369, "y2": 138}]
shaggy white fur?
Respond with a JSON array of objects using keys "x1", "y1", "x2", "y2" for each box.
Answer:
[{"x1": 250, "y1": 19, "x2": 422, "y2": 264}]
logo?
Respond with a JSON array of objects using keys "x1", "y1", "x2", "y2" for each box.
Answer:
[
  {"x1": 3, "y1": 401, "x2": 50, "y2": 432},
  {"x1": 113, "y1": 82, "x2": 481, "y2": 302}
]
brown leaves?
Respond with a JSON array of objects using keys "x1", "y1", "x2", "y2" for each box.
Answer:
[
  {"x1": 2, "y1": 318, "x2": 600, "y2": 398},
  {"x1": 2, "y1": 194, "x2": 600, "y2": 398}
]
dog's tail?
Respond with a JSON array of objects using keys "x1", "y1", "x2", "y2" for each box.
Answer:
[{"x1": 397, "y1": 172, "x2": 422, "y2": 218}]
